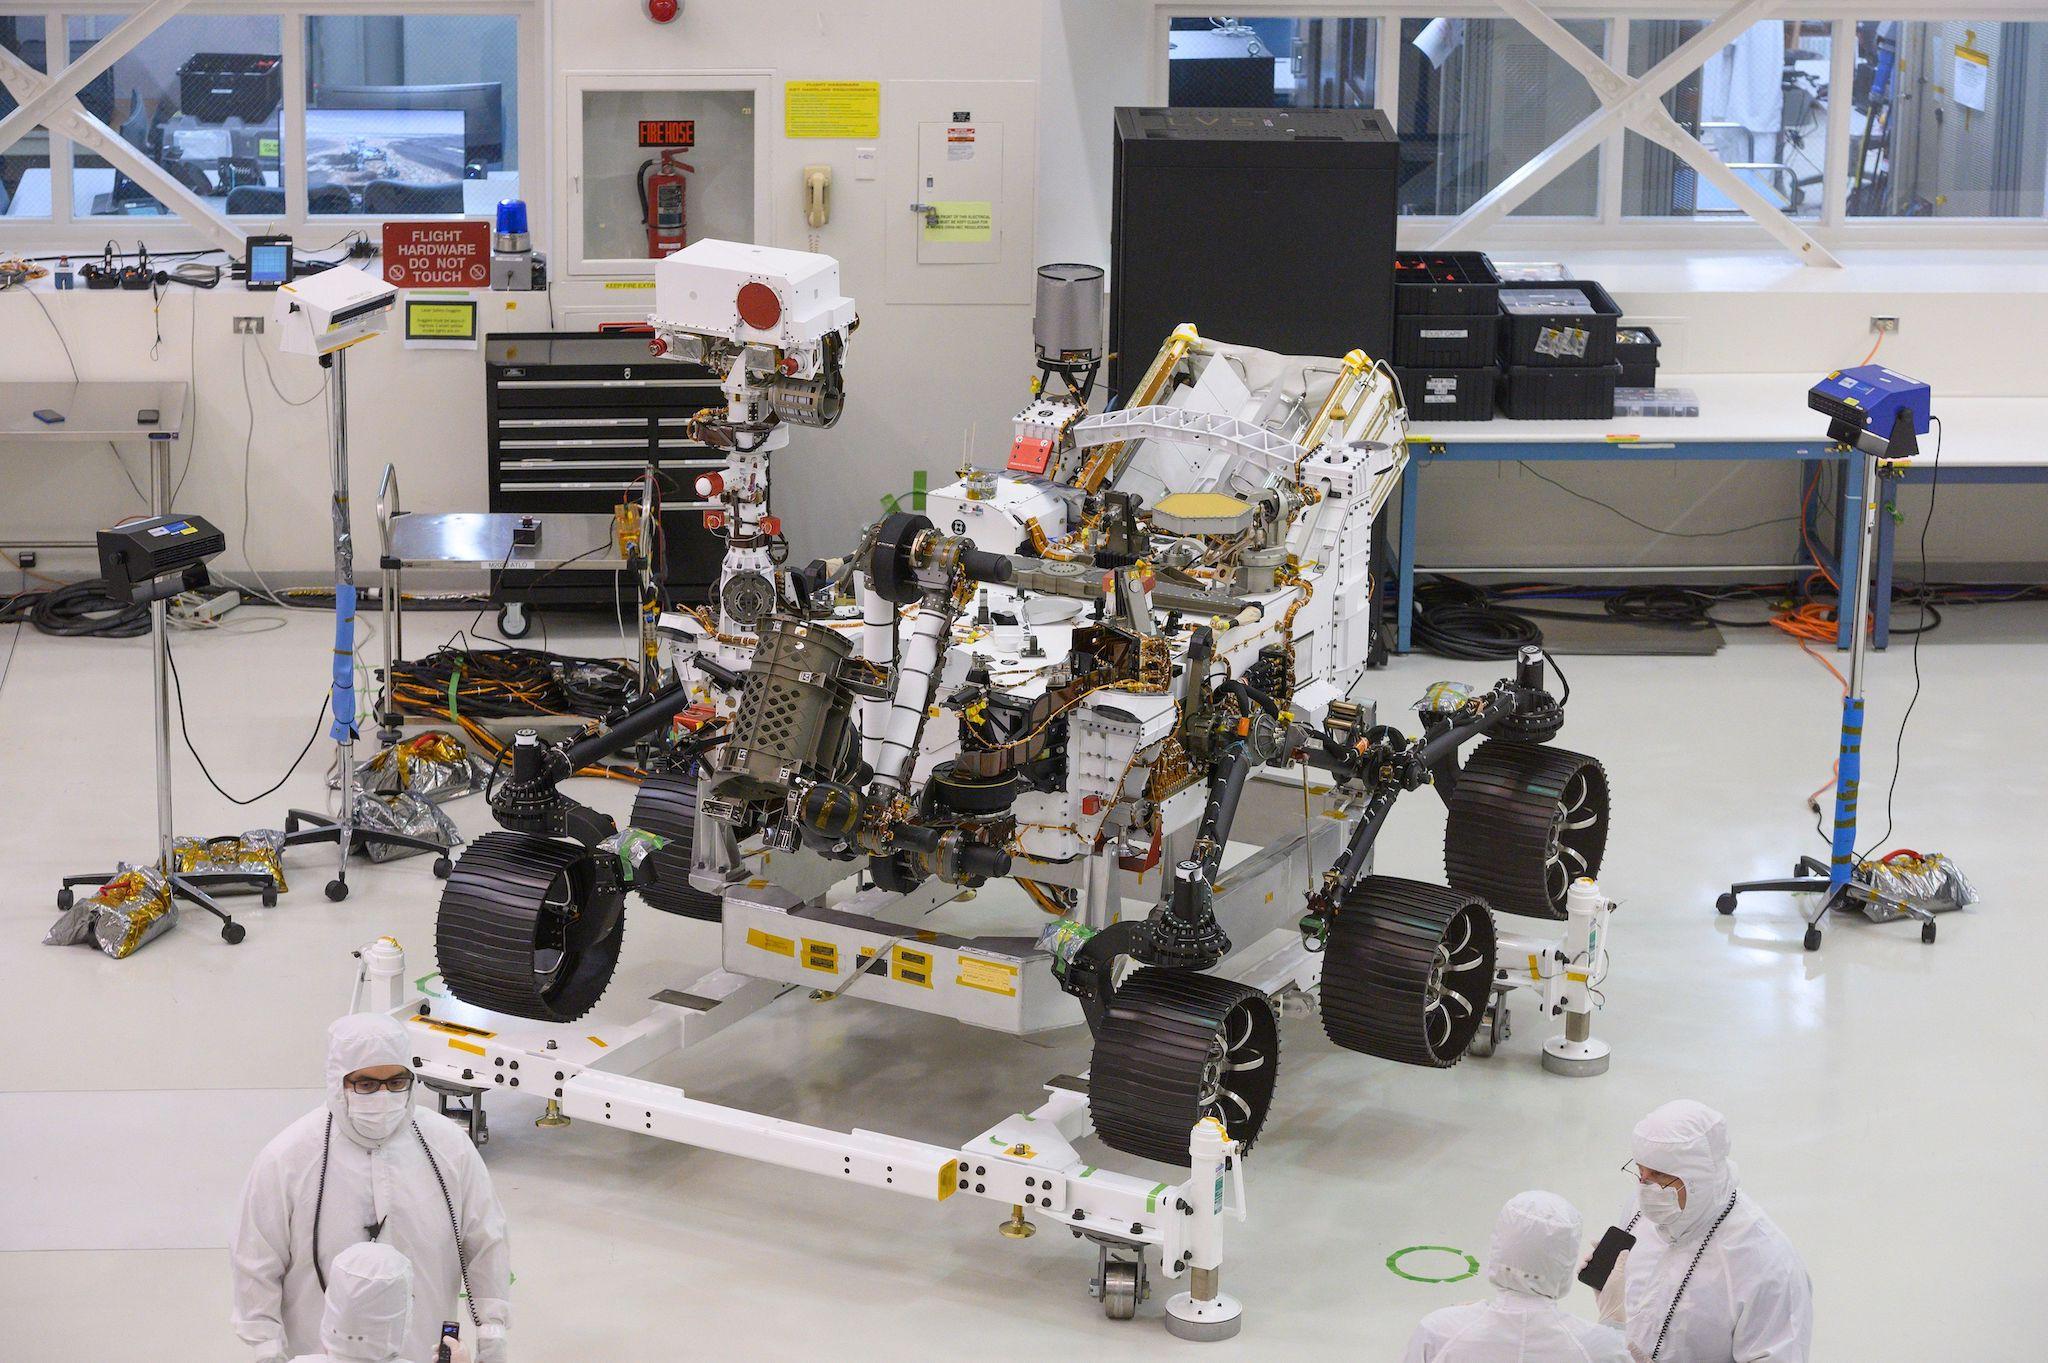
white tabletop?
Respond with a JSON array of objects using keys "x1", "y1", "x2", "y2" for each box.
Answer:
[
  {"x1": 1408, "y1": 372, "x2": 2048, "y2": 469},
  {"x1": 5, "y1": 167, "x2": 515, "y2": 219},
  {"x1": 0, "y1": 381, "x2": 188, "y2": 442}
]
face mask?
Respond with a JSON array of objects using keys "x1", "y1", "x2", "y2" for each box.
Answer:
[
  {"x1": 1638, "y1": 1182, "x2": 1684, "y2": 1227},
  {"x1": 345, "y1": 1089, "x2": 412, "y2": 1144}
]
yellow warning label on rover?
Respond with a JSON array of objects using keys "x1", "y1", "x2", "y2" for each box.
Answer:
[
  {"x1": 892, "y1": 945, "x2": 934, "y2": 988},
  {"x1": 747, "y1": 928, "x2": 796, "y2": 957},
  {"x1": 956, "y1": 954, "x2": 1019, "y2": 996},
  {"x1": 802, "y1": 938, "x2": 839, "y2": 973}
]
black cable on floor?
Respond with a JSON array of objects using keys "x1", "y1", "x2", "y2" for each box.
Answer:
[
  {"x1": 0, "y1": 580, "x2": 151, "y2": 638},
  {"x1": 1411, "y1": 576, "x2": 1543, "y2": 660},
  {"x1": 165, "y1": 636, "x2": 331, "y2": 806}
]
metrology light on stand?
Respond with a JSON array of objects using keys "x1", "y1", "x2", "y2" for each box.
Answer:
[
  {"x1": 1718, "y1": 365, "x2": 1941, "y2": 947},
  {"x1": 272, "y1": 266, "x2": 456, "y2": 897}
]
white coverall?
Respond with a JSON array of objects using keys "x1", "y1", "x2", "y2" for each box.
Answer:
[
  {"x1": 233, "y1": 1015, "x2": 511, "y2": 1363},
  {"x1": 1613, "y1": 1100, "x2": 1812, "y2": 1363},
  {"x1": 1404, "y1": 1190, "x2": 1631, "y2": 1363},
  {"x1": 286, "y1": 1240, "x2": 413, "y2": 1363}
]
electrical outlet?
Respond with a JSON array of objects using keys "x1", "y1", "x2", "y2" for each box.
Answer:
[
  {"x1": 1870, "y1": 316, "x2": 1900, "y2": 334},
  {"x1": 233, "y1": 315, "x2": 264, "y2": 334},
  {"x1": 16, "y1": 551, "x2": 35, "y2": 569}
]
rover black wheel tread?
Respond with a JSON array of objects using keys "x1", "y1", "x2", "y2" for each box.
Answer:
[
  {"x1": 436, "y1": 832, "x2": 623, "y2": 1023},
  {"x1": 1320, "y1": 875, "x2": 1497, "y2": 1068},
  {"x1": 1445, "y1": 740, "x2": 1609, "y2": 920},
  {"x1": 629, "y1": 771, "x2": 723, "y2": 921},
  {"x1": 1089, "y1": 969, "x2": 1280, "y2": 1167}
]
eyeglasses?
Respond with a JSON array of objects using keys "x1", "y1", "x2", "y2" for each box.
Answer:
[
  {"x1": 344, "y1": 1073, "x2": 415, "y2": 1095},
  {"x1": 1621, "y1": 1159, "x2": 1681, "y2": 1189}
]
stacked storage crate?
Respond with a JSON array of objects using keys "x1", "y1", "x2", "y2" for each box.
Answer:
[
  {"x1": 1391, "y1": 253, "x2": 1501, "y2": 422},
  {"x1": 1496, "y1": 280, "x2": 1625, "y2": 420}
]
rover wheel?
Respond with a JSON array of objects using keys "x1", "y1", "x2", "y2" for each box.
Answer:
[
  {"x1": 628, "y1": 770, "x2": 722, "y2": 921},
  {"x1": 1445, "y1": 740, "x2": 1609, "y2": 919},
  {"x1": 1089, "y1": 969, "x2": 1279, "y2": 1166},
  {"x1": 1321, "y1": 876, "x2": 1497, "y2": 1067},
  {"x1": 436, "y1": 832, "x2": 623, "y2": 1023}
]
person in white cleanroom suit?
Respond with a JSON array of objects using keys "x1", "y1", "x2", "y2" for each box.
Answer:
[
  {"x1": 1595, "y1": 1100, "x2": 1812, "y2": 1362},
  {"x1": 288, "y1": 1241, "x2": 471, "y2": 1363},
  {"x1": 232, "y1": 1015, "x2": 510, "y2": 1363},
  {"x1": 1403, "y1": 1190, "x2": 1630, "y2": 1362}
]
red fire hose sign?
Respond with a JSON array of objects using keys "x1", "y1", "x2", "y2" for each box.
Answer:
[{"x1": 382, "y1": 221, "x2": 491, "y2": 289}]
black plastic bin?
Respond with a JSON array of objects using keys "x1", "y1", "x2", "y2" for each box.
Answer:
[
  {"x1": 1498, "y1": 280, "x2": 1622, "y2": 368},
  {"x1": 1395, "y1": 365, "x2": 1497, "y2": 423},
  {"x1": 1394, "y1": 252, "x2": 1503, "y2": 316},
  {"x1": 1395, "y1": 312, "x2": 1500, "y2": 368},
  {"x1": 1499, "y1": 363, "x2": 1622, "y2": 421},
  {"x1": 1616, "y1": 325, "x2": 1662, "y2": 388}
]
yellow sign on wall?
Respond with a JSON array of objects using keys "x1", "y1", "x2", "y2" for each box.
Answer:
[
  {"x1": 921, "y1": 200, "x2": 993, "y2": 243},
  {"x1": 786, "y1": 80, "x2": 880, "y2": 138}
]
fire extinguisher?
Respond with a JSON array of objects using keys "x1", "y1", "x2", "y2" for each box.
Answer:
[{"x1": 638, "y1": 151, "x2": 694, "y2": 258}]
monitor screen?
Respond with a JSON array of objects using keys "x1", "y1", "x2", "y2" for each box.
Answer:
[
  {"x1": 168, "y1": 127, "x2": 232, "y2": 162},
  {"x1": 247, "y1": 241, "x2": 292, "y2": 287},
  {"x1": 304, "y1": 107, "x2": 465, "y2": 190}
]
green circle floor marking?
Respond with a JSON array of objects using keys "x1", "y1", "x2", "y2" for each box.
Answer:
[{"x1": 1386, "y1": 1244, "x2": 1480, "y2": 1283}]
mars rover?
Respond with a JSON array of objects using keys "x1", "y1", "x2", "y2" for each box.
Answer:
[{"x1": 368, "y1": 245, "x2": 1616, "y2": 1338}]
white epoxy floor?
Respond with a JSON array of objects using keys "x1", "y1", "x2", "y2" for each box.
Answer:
[{"x1": 2, "y1": 605, "x2": 2040, "y2": 1360}]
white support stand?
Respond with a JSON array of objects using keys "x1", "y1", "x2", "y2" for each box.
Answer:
[
  {"x1": 1491, "y1": 878, "x2": 1615, "y2": 1077},
  {"x1": 361, "y1": 942, "x2": 1251, "y2": 1336}
]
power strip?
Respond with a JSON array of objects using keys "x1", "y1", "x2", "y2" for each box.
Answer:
[{"x1": 185, "y1": 589, "x2": 242, "y2": 622}]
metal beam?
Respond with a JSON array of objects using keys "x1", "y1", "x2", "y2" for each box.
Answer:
[
  {"x1": 1425, "y1": 0, "x2": 1794, "y2": 249},
  {"x1": 0, "y1": 44, "x2": 245, "y2": 253},
  {"x1": 0, "y1": 0, "x2": 193, "y2": 157},
  {"x1": 1636, "y1": 102, "x2": 1841, "y2": 266}
]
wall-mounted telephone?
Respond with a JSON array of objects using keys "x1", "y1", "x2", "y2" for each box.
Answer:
[{"x1": 803, "y1": 164, "x2": 832, "y2": 229}]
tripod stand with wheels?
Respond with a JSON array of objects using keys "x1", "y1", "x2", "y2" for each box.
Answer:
[
  {"x1": 55, "y1": 449, "x2": 264, "y2": 944},
  {"x1": 275, "y1": 343, "x2": 454, "y2": 899},
  {"x1": 1718, "y1": 370, "x2": 1938, "y2": 950}
]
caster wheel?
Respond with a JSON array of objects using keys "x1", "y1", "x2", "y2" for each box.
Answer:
[
  {"x1": 326, "y1": 879, "x2": 349, "y2": 902},
  {"x1": 1716, "y1": 892, "x2": 1737, "y2": 915},
  {"x1": 261, "y1": 886, "x2": 278, "y2": 908},
  {"x1": 1101, "y1": 1259, "x2": 1141, "y2": 1321},
  {"x1": 496, "y1": 603, "x2": 531, "y2": 639},
  {"x1": 56, "y1": 887, "x2": 74, "y2": 910},
  {"x1": 222, "y1": 922, "x2": 246, "y2": 945},
  {"x1": 1802, "y1": 925, "x2": 1823, "y2": 951},
  {"x1": 1921, "y1": 921, "x2": 1936, "y2": 944},
  {"x1": 432, "y1": 855, "x2": 453, "y2": 880}
]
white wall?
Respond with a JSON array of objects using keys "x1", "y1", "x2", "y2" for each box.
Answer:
[
  {"x1": 3, "y1": 0, "x2": 2044, "y2": 590},
  {"x1": 2, "y1": 0, "x2": 1047, "y2": 585}
]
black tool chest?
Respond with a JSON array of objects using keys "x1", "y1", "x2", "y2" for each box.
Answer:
[{"x1": 485, "y1": 333, "x2": 726, "y2": 609}]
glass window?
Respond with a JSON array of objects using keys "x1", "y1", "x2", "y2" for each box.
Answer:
[
  {"x1": 1622, "y1": 20, "x2": 1829, "y2": 219},
  {"x1": 306, "y1": 14, "x2": 519, "y2": 217},
  {"x1": 579, "y1": 89, "x2": 754, "y2": 261},
  {"x1": 1847, "y1": 20, "x2": 2048, "y2": 218},
  {"x1": 0, "y1": 16, "x2": 50, "y2": 220},
  {"x1": 66, "y1": 13, "x2": 284, "y2": 219},
  {"x1": 1166, "y1": 17, "x2": 1378, "y2": 109},
  {"x1": 1396, "y1": 17, "x2": 1606, "y2": 217}
]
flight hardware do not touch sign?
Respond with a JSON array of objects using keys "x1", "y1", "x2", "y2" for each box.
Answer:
[{"x1": 382, "y1": 221, "x2": 491, "y2": 289}]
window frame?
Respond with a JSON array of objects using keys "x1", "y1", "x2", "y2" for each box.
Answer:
[
  {"x1": 1150, "y1": 3, "x2": 2048, "y2": 252},
  {"x1": 0, "y1": 0, "x2": 546, "y2": 253}
]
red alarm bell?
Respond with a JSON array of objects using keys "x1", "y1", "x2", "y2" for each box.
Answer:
[{"x1": 647, "y1": 0, "x2": 678, "y2": 24}]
